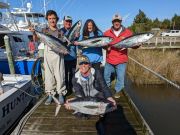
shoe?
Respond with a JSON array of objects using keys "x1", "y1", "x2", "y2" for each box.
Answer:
[
  {"x1": 114, "y1": 91, "x2": 121, "y2": 99},
  {"x1": 58, "y1": 94, "x2": 64, "y2": 105},
  {"x1": 45, "y1": 95, "x2": 53, "y2": 105}
]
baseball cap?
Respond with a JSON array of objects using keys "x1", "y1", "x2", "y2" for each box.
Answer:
[
  {"x1": 112, "y1": 14, "x2": 122, "y2": 21},
  {"x1": 78, "y1": 55, "x2": 90, "y2": 65},
  {"x1": 63, "y1": 15, "x2": 72, "y2": 21}
]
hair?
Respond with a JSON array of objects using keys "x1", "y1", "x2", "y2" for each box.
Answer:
[
  {"x1": 45, "y1": 10, "x2": 59, "y2": 21},
  {"x1": 82, "y1": 19, "x2": 102, "y2": 39}
]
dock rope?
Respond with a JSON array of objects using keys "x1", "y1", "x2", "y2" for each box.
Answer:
[
  {"x1": 129, "y1": 56, "x2": 180, "y2": 90},
  {"x1": 12, "y1": 95, "x2": 47, "y2": 135}
]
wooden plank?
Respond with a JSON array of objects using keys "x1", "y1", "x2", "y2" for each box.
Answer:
[{"x1": 21, "y1": 91, "x2": 150, "y2": 135}]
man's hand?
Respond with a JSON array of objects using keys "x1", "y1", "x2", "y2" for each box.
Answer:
[
  {"x1": 107, "y1": 97, "x2": 116, "y2": 107},
  {"x1": 29, "y1": 26, "x2": 35, "y2": 33},
  {"x1": 64, "y1": 98, "x2": 75, "y2": 110},
  {"x1": 74, "y1": 32, "x2": 80, "y2": 38}
]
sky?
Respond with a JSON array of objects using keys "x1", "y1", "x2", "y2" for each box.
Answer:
[{"x1": 2, "y1": 0, "x2": 180, "y2": 31}]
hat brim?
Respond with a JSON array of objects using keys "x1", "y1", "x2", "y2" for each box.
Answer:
[{"x1": 112, "y1": 19, "x2": 122, "y2": 22}]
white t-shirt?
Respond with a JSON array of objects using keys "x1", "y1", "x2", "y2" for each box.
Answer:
[{"x1": 113, "y1": 27, "x2": 122, "y2": 37}]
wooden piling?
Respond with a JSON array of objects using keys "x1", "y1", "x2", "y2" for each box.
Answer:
[{"x1": 4, "y1": 35, "x2": 15, "y2": 74}]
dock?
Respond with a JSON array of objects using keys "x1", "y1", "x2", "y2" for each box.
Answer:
[{"x1": 14, "y1": 91, "x2": 153, "y2": 135}]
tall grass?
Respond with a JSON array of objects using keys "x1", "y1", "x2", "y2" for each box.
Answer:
[{"x1": 127, "y1": 49, "x2": 180, "y2": 85}]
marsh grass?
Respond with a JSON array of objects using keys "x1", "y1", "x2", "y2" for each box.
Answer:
[{"x1": 127, "y1": 49, "x2": 180, "y2": 85}]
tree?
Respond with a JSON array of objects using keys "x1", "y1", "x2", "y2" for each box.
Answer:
[
  {"x1": 152, "y1": 18, "x2": 161, "y2": 28},
  {"x1": 171, "y1": 14, "x2": 180, "y2": 29},
  {"x1": 161, "y1": 19, "x2": 171, "y2": 29},
  {"x1": 134, "y1": 9, "x2": 149, "y2": 23}
]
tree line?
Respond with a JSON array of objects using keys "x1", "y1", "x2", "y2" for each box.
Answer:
[{"x1": 129, "y1": 9, "x2": 180, "y2": 33}]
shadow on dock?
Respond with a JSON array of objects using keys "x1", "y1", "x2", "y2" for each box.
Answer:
[{"x1": 96, "y1": 105, "x2": 136, "y2": 135}]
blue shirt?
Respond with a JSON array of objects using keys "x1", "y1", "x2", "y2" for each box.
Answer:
[
  {"x1": 60, "y1": 27, "x2": 77, "y2": 61},
  {"x1": 79, "y1": 31, "x2": 103, "y2": 64}
]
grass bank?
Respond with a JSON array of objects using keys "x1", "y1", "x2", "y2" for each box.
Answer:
[{"x1": 127, "y1": 49, "x2": 180, "y2": 85}]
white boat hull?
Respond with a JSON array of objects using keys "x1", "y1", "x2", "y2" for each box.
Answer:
[{"x1": 0, "y1": 75, "x2": 33, "y2": 134}]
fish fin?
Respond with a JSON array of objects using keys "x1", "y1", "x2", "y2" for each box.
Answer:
[
  {"x1": 72, "y1": 111, "x2": 78, "y2": 115},
  {"x1": 55, "y1": 104, "x2": 61, "y2": 116},
  {"x1": 52, "y1": 96, "x2": 60, "y2": 105}
]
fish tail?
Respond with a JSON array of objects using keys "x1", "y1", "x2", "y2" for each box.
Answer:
[{"x1": 63, "y1": 36, "x2": 72, "y2": 46}]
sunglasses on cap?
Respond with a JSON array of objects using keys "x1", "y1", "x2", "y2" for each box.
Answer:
[
  {"x1": 79, "y1": 62, "x2": 89, "y2": 65},
  {"x1": 112, "y1": 19, "x2": 122, "y2": 23},
  {"x1": 65, "y1": 20, "x2": 72, "y2": 23}
]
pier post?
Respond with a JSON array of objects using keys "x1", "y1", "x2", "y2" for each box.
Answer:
[
  {"x1": 170, "y1": 37, "x2": 172, "y2": 47},
  {"x1": 155, "y1": 37, "x2": 158, "y2": 47},
  {"x1": 4, "y1": 35, "x2": 15, "y2": 74}
]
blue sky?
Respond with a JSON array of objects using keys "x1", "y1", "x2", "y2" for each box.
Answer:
[{"x1": 4, "y1": 0, "x2": 180, "y2": 31}]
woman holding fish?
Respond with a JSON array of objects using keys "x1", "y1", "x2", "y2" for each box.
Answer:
[{"x1": 74, "y1": 19, "x2": 104, "y2": 71}]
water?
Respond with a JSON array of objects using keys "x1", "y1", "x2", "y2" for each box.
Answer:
[{"x1": 126, "y1": 81, "x2": 180, "y2": 135}]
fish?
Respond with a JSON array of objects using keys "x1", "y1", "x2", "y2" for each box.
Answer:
[
  {"x1": 28, "y1": 20, "x2": 69, "y2": 54},
  {"x1": 35, "y1": 31, "x2": 69, "y2": 55},
  {"x1": 51, "y1": 96, "x2": 62, "y2": 116},
  {"x1": 68, "y1": 97, "x2": 116, "y2": 115},
  {"x1": 113, "y1": 33, "x2": 154, "y2": 48},
  {"x1": 76, "y1": 36, "x2": 113, "y2": 47},
  {"x1": 67, "y1": 20, "x2": 82, "y2": 42}
]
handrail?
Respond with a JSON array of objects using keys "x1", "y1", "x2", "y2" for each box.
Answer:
[{"x1": 129, "y1": 56, "x2": 180, "y2": 90}]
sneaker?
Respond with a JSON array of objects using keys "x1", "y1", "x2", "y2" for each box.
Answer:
[
  {"x1": 45, "y1": 95, "x2": 53, "y2": 105},
  {"x1": 114, "y1": 91, "x2": 121, "y2": 99},
  {"x1": 58, "y1": 94, "x2": 64, "y2": 105}
]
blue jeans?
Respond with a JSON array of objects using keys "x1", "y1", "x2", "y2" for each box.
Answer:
[{"x1": 104, "y1": 62, "x2": 127, "y2": 92}]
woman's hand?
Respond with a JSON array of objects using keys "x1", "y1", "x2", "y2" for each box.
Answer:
[{"x1": 73, "y1": 41, "x2": 79, "y2": 46}]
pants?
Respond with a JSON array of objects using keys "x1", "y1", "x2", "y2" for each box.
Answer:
[
  {"x1": 104, "y1": 62, "x2": 127, "y2": 92},
  {"x1": 65, "y1": 59, "x2": 76, "y2": 91},
  {"x1": 92, "y1": 62, "x2": 101, "y2": 72},
  {"x1": 44, "y1": 46, "x2": 66, "y2": 95}
]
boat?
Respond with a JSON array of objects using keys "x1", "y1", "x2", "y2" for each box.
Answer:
[
  {"x1": 0, "y1": 2, "x2": 42, "y2": 75},
  {"x1": 0, "y1": 2, "x2": 46, "y2": 32},
  {"x1": 0, "y1": 73, "x2": 36, "y2": 135}
]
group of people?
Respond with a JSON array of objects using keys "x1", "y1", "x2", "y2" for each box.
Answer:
[{"x1": 30, "y1": 10, "x2": 139, "y2": 112}]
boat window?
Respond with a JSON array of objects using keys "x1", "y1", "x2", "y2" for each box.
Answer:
[
  {"x1": 12, "y1": 36, "x2": 22, "y2": 42},
  {"x1": 0, "y1": 34, "x2": 5, "y2": 49}
]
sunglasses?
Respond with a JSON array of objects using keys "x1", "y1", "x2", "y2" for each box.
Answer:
[
  {"x1": 79, "y1": 62, "x2": 89, "y2": 65},
  {"x1": 65, "y1": 20, "x2": 72, "y2": 23}
]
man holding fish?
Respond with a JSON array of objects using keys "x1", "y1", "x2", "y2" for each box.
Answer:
[
  {"x1": 64, "y1": 55, "x2": 116, "y2": 117},
  {"x1": 30, "y1": 10, "x2": 67, "y2": 105},
  {"x1": 104, "y1": 14, "x2": 140, "y2": 99},
  {"x1": 60, "y1": 16, "x2": 79, "y2": 94}
]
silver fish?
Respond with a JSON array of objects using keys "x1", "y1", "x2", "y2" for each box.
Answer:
[
  {"x1": 68, "y1": 97, "x2": 116, "y2": 115},
  {"x1": 28, "y1": 20, "x2": 69, "y2": 54},
  {"x1": 113, "y1": 33, "x2": 154, "y2": 48},
  {"x1": 67, "y1": 20, "x2": 82, "y2": 42},
  {"x1": 77, "y1": 36, "x2": 113, "y2": 47},
  {"x1": 35, "y1": 30, "x2": 69, "y2": 54}
]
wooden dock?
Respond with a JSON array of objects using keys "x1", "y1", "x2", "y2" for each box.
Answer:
[{"x1": 17, "y1": 91, "x2": 153, "y2": 135}]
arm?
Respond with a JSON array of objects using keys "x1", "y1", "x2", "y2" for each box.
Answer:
[
  {"x1": 72, "y1": 76, "x2": 85, "y2": 98},
  {"x1": 96, "y1": 70, "x2": 112, "y2": 98},
  {"x1": 95, "y1": 71, "x2": 116, "y2": 106}
]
